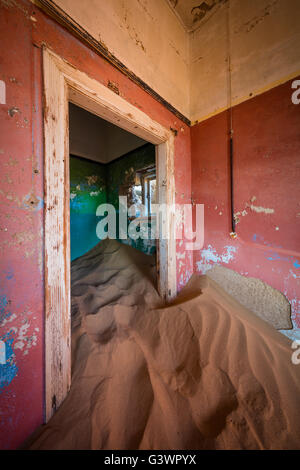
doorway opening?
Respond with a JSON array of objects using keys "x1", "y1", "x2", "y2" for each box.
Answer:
[
  {"x1": 69, "y1": 103, "x2": 157, "y2": 262},
  {"x1": 43, "y1": 47, "x2": 176, "y2": 422}
]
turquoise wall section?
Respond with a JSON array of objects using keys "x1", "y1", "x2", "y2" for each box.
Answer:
[
  {"x1": 70, "y1": 144, "x2": 156, "y2": 261},
  {"x1": 70, "y1": 155, "x2": 107, "y2": 261}
]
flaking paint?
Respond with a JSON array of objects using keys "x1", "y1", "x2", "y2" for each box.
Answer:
[
  {"x1": 191, "y1": 76, "x2": 300, "y2": 338},
  {"x1": 0, "y1": 0, "x2": 191, "y2": 449}
]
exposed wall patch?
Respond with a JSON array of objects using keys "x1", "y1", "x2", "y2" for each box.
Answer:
[
  {"x1": 107, "y1": 80, "x2": 120, "y2": 95},
  {"x1": 0, "y1": 330, "x2": 18, "y2": 392},
  {"x1": 0, "y1": 80, "x2": 6, "y2": 104},
  {"x1": 8, "y1": 107, "x2": 19, "y2": 117},
  {"x1": 0, "y1": 341, "x2": 5, "y2": 365},
  {"x1": 196, "y1": 244, "x2": 237, "y2": 273},
  {"x1": 249, "y1": 204, "x2": 275, "y2": 215}
]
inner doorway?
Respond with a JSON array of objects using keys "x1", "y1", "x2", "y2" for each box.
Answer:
[{"x1": 68, "y1": 103, "x2": 157, "y2": 262}]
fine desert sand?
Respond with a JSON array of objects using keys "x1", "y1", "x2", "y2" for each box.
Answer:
[{"x1": 29, "y1": 239, "x2": 300, "y2": 450}]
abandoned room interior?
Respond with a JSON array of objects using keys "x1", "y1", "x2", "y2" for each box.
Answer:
[{"x1": 0, "y1": 0, "x2": 300, "y2": 452}]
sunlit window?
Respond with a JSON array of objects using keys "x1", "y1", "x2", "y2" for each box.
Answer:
[{"x1": 132, "y1": 165, "x2": 156, "y2": 217}]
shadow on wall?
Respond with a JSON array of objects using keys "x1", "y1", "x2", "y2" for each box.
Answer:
[{"x1": 70, "y1": 144, "x2": 156, "y2": 261}]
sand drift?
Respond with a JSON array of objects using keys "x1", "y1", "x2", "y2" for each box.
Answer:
[{"x1": 30, "y1": 239, "x2": 300, "y2": 450}]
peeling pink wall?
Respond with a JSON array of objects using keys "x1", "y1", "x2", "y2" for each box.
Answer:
[
  {"x1": 191, "y1": 77, "x2": 300, "y2": 335},
  {"x1": 0, "y1": 0, "x2": 191, "y2": 449},
  {"x1": 2, "y1": 0, "x2": 299, "y2": 452},
  {"x1": 0, "y1": 2, "x2": 44, "y2": 450}
]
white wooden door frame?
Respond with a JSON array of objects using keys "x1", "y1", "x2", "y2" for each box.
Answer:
[{"x1": 42, "y1": 47, "x2": 176, "y2": 421}]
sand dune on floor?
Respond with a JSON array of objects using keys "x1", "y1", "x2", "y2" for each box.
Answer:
[{"x1": 29, "y1": 239, "x2": 300, "y2": 450}]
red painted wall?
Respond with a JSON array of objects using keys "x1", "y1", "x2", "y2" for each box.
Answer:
[
  {"x1": 0, "y1": 2, "x2": 44, "y2": 450},
  {"x1": 1, "y1": 0, "x2": 299, "y2": 451},
  {"x1": 191, "y1": 77, "x2": 300, "y2": 332},
  {"x1": 0, "y1": 0, "x2": 191, "y2": 449}
]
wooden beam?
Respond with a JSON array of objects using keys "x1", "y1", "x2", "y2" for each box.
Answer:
[{"x1": 43, "y1": 47, "x2": 71, "y2": 422}]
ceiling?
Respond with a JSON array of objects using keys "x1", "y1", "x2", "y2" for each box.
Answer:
[
  {"x1": 166, "y1": 0, "x2": 228, "y2": 32},
  {"x1": 69, "y1": 103, "x2": 147, "y2": 164}
]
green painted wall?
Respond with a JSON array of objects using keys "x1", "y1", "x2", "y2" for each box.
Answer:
[
  {"x1": 70, "y1": 155, "x2": 107, "y2": 261},
  {"x1": 70, "y1": 144, "x2": 156, "y2": 261}
]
